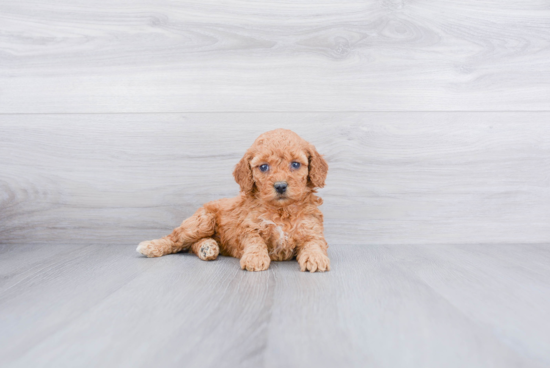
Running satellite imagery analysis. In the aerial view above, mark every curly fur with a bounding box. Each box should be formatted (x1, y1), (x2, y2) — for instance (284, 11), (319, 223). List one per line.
(137, 129), (330, 272)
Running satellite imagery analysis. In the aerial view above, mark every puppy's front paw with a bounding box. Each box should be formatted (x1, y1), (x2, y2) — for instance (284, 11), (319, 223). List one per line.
(298, 251), (330, 273)
(240, 251), (271, 272)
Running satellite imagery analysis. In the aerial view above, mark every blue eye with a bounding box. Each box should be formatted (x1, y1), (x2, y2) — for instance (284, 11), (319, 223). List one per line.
(259, 164), (269, 172)
(291, 162), (301, 169)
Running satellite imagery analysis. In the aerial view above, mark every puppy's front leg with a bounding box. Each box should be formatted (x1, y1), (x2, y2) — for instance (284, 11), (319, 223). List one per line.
(239, 233), (271, 272)
(296, 241), (330, 273)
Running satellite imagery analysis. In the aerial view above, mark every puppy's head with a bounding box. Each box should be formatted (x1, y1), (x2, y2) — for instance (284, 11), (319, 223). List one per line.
(233, 129), (328, 206)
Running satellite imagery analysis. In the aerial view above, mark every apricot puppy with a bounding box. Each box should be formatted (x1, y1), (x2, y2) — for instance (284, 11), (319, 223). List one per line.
(137, 129), (330, 272)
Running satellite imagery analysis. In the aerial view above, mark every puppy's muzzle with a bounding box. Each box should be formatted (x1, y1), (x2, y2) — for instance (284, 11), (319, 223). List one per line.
(274, 181), (288, 194)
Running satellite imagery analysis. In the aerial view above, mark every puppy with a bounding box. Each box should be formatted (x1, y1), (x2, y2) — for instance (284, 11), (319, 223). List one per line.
(137, 129), (330, 272)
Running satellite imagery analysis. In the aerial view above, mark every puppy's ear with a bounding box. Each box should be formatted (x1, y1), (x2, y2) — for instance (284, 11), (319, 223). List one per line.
(307, 144), (328, 188)
(233, 151), (255, 194)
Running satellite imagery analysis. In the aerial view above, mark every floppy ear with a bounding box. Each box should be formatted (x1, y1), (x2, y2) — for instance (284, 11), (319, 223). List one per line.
(307, 144), (328, 188)
(233, 151), (255, 194)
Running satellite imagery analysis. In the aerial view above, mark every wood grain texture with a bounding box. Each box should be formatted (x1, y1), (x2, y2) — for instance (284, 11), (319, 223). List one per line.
(1, 1), (549, 366)
(1, 112), (549, 246)
(1, 244), (549, 367)
(1, 0), (550, 112)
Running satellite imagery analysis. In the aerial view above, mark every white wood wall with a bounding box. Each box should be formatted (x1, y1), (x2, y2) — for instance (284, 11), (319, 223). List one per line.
(1, 0), (549, 246)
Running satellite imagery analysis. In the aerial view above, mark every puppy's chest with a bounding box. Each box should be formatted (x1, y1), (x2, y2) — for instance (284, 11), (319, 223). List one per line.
(257, 216), (299, 260)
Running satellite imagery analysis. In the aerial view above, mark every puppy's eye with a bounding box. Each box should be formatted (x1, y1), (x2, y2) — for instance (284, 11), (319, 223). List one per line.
(259, 164), (269, 172)
(291, 162), (301, 170)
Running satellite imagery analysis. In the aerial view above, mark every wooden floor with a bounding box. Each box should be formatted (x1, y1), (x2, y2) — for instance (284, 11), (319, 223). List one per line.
(0, 244), (549, 368)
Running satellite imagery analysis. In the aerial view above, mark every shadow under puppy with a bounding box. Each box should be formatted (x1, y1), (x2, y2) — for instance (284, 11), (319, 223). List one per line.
(137, 129), (330, 272)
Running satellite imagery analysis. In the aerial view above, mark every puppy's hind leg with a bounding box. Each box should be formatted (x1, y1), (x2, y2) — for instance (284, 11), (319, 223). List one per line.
(190, 238), (219, 261)
(137, 207), (215, 258)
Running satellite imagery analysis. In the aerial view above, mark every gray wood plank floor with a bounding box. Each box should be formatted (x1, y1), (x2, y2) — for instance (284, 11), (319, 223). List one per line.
(1, 243), (549, 368)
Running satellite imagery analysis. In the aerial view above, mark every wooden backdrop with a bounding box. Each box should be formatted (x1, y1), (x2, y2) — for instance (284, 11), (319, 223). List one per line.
(1, 0), (549, 247)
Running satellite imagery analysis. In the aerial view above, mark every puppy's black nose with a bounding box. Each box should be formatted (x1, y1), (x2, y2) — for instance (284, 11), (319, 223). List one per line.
(274, 181), (288, 194)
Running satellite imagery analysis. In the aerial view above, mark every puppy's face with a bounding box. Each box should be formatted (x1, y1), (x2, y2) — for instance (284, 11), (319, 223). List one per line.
(233, 129), (328, 206)
(249, 147), (309, 205)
